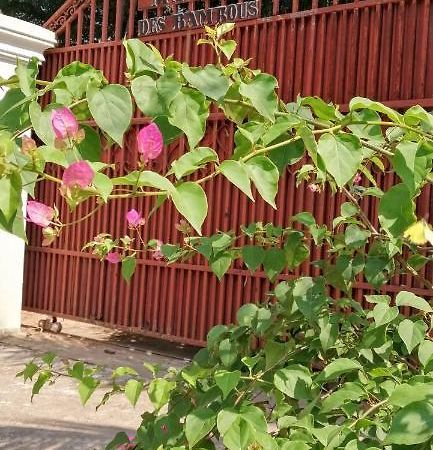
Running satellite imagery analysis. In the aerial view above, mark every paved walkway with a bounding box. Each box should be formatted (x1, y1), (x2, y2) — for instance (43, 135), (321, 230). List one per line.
(0, 313), (193, 450)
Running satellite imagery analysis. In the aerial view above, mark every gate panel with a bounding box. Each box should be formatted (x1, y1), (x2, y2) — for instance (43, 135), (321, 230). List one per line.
(23, 0), (433, 346)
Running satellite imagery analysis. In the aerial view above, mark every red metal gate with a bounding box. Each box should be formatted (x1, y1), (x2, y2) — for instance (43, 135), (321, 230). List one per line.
(23, 0), (433, 346)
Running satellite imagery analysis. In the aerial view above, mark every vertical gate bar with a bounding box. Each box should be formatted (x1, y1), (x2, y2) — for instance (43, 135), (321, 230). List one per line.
(102, 0), (110, 41)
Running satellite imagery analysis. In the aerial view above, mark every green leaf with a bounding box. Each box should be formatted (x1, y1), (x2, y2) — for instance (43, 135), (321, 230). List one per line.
(389, 383), (433, 408)
(106, 432), (130, 450)
(347, 109), (384, 142)
(124, 379), (144, 407)
(239, 74), (278, 121)
(292, 277), (326, 322)
(77, 125), (101, 162)
(29, 102), (56, 146)
(185, 407), (217, 447)
(219, 338), (239, 368)
(344, 225), (370, 249)
(214, 370), (241, 400)
(148, 378), (175, 410)
(124, 39), (164, 77)
(16, 58), (38, 96)
(245, 156), (279, 208)
(132, 70), (181, 117)
(370, 303), (399, 327)
(31, 370), (52, 400)
(0, 173), (21, 222)
(0, 88), (30, 133)
(112, 171), (174, 192)
(93, 172), (113, 202)
(171, 182), (208, 235)
(318, 316), (338, 352)
(182, 64), (230, 101)
(21, 362), (39, 382)
(349, 97), (402, 123)
(38, 146), (68, 167)
(392, 141), (430, 195)
(395, 291), (432, 312)
(219, 40), (237, 59)
(378, 183), (416, 238)
(274, 366), (312, 399)
(210, 252), (232, 280)
(170, 147), (218, 180)
(398, 319), (426, 354)
(242, 245), (265, 272)
(386, 401), (433, 445)
(78, 376), (100, 405)
(301, 97), (337, 121)
(318, 358), (361, 382)
(268, 138), (304, 174)
(317, 133), (363, 187)
(321, 382), (364, 412)
(121, 256), (137, 283)
(419, 340), (433, 368)
(284, 231), (309, 269)
(87, 84), (132, 146)
(263, 248), (286, 282)
(168, 88), (209, 149)
(220, 160), (254, 201)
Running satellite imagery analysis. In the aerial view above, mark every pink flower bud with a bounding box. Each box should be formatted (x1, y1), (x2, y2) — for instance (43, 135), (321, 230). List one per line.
(153, 239), (163, 260)
(51, 107), (79, 140)
(353, 173), (362, 185)
(137, 123), (163, 162)
(106, 252), (121, 264)
(126, 209), (144, 228)
(27, 201), (55, 228)
(307, 184), (320, 193)
(62, 161), (94, 189)
(21, 136), (36, 154)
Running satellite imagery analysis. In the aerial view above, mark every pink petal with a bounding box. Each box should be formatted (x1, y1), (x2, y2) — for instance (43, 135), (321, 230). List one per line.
(62, 161), (94, 188)
(51, 107), (79, 140)
(106, 252), (121, 264)
(126, 209), (143, 227)
(137, 123), (163, 162)
(27, 201), (54, 228)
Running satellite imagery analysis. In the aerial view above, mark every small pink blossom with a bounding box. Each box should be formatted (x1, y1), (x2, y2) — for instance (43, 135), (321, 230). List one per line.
(153, 240), (163, 261)
(106, 252), (121, 264)
(27, 201), (55, 228)
(62, 161), (94, 189)
(126, 209), (145, 228)
(307, 184), (320, 193)
(51, 107), (79, 140)
(353, 172), (362, 185)
(137, 123), (163, 162)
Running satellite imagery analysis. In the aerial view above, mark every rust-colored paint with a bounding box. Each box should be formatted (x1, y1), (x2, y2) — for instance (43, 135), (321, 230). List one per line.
(24, 0), (433, 346)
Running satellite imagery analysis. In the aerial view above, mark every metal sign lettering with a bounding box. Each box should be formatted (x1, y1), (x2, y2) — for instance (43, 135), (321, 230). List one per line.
(138, 0), (259, 36)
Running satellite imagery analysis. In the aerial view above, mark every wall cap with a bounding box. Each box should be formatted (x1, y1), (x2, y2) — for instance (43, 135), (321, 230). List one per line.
(0, 14), (56, 65)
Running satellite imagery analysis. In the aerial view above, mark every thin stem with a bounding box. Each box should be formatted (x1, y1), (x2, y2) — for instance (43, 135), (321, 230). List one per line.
(61, 203), (103, 227)
(349, 399), (388, 429)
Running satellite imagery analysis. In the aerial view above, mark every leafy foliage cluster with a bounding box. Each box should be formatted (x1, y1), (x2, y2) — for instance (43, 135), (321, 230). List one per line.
(2, 23), (433, 449)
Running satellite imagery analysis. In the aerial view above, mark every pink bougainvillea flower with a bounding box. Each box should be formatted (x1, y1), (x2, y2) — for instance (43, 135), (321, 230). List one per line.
(137, 123), (163, 162)
(27, 201), (55, 228)
(126, 209), (145, 228)
(62, 161), (94, 189)
(51, 107), (80, 140)
(106, 252), (121, 264)
(353, 172), (362, 185)
(153, 239), (163, 261)
(21, 136), (36, 154)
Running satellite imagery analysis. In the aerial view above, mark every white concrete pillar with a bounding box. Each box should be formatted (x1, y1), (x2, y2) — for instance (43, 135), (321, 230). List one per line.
(0, 14), (56, 332)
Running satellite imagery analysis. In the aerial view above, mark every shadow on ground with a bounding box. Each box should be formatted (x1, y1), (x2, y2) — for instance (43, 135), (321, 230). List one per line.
(0, 421), (132, 450)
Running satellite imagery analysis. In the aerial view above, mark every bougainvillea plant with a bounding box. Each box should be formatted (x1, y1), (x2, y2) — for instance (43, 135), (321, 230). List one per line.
(3, 23), (433, 449)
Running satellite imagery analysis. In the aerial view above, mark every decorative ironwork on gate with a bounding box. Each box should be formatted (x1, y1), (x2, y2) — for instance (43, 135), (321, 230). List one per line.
(24, 0), (433, 346)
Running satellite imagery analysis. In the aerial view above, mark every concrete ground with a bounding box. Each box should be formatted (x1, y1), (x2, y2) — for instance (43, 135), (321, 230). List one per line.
(0, 312), (195, 450)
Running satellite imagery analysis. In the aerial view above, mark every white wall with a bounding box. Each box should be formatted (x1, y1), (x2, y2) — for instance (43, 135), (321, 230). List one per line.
(0, 14), (56, 332)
